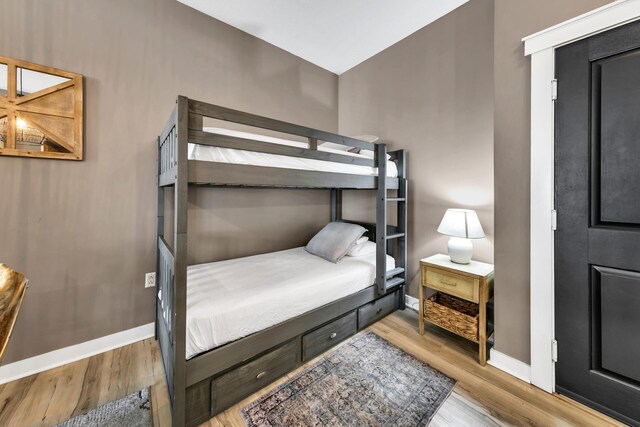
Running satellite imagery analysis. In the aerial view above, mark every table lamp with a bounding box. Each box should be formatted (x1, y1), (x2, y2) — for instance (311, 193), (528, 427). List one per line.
(437, 208), (485, 264)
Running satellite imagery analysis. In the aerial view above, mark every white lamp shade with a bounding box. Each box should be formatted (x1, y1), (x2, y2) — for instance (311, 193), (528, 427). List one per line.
(437, 209), (485, 239)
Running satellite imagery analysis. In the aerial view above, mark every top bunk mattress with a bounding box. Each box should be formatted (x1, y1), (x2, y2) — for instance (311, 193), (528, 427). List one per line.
(188, 127), (399, 178)
(185, 246), (395, 359)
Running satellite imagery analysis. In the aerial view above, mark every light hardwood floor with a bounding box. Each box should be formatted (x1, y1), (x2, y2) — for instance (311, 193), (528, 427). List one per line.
(0, 310), (624, 427)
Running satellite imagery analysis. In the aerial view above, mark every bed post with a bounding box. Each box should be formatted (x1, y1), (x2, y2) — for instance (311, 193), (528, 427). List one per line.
(171, 95), (189, 427)
(376, 144), (388, 295)
(331, 189), (342, 222)
(396, 150), (408, 310)
(156, 136), (164, 340)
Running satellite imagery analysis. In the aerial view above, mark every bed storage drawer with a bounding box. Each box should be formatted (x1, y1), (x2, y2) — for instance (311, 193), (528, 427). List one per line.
(211, 339), (299, 414)
(358, 290), (400, 329)
(302, 311), (357, 361)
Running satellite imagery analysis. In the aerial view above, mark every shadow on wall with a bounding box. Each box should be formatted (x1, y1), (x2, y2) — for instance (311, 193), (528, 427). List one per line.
(162, 187), (331, 265)
(184, 21), (337, 125)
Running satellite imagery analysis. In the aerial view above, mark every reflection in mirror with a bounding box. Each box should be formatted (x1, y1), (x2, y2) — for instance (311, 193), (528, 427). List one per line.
(16, 67), (70, 97)
(15, 116), (71, 153)
(0, 64), (7, 96)
(0, 115), (71, 153)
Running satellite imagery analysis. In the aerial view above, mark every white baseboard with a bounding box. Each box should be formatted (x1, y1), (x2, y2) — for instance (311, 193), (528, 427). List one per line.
(0, 322), (155, 384)
(405, 294), (419, 312)
(405, 295), (531, 384)
(406, 294), (530, 384)
(488, 348), (531, 384)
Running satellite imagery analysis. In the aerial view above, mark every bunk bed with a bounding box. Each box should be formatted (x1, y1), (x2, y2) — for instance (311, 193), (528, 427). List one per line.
(156, 96), (408, 427)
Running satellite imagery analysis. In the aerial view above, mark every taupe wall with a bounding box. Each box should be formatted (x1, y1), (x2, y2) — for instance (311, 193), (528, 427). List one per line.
(339, 0), (615, 365)
(0, 0), (338, 364)
(338, 0), (495, 298)
(493, 0), (612, 363)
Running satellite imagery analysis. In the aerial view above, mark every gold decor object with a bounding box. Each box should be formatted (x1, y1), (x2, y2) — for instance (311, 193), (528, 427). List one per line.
(0, 56), (83, 160)
(0, 264), (28, 363)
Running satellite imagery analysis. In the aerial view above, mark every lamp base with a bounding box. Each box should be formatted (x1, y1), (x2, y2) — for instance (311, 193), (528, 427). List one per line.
(447, 237), (473, 264)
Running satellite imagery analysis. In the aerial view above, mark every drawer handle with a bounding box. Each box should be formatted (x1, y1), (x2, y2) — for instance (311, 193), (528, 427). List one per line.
(440, 279), (458, 287)
(329, 332), (337, 339)
(376, 308), (383, 314)
(256, 371), (267, 380)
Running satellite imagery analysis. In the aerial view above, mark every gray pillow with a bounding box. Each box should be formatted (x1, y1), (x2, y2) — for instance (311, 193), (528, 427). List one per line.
(305, 222), (366, 263)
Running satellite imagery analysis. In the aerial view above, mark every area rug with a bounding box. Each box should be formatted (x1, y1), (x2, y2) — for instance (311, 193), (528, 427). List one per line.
(240, 332), (456, 426)
(54, 388), (152, 427)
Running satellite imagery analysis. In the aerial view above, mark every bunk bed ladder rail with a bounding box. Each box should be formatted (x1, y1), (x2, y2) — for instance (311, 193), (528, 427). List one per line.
(376, 145), (407, 304)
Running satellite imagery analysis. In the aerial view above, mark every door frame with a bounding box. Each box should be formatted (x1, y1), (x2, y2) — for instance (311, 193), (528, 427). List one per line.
(523, 0), (640, 394)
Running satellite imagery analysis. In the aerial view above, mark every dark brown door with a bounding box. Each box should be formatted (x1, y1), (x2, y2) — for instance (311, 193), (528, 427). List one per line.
(555, 19), (640, 426)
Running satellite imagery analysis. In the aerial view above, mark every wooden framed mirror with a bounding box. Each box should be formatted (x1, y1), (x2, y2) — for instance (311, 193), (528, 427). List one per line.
(0, 56), (83, 160)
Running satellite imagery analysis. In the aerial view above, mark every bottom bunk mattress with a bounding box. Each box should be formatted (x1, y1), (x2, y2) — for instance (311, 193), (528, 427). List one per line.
(185, 247), (395, 359)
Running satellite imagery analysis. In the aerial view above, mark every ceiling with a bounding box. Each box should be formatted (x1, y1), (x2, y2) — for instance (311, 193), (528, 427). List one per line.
(177, 0), (469, 75)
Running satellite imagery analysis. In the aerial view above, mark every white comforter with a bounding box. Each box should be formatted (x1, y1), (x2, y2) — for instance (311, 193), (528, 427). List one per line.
(188, 127), (399, 178)
(185, 247), (395, 359)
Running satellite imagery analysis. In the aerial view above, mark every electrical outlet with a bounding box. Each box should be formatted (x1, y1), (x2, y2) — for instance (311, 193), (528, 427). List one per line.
(145, 272), (156, 288)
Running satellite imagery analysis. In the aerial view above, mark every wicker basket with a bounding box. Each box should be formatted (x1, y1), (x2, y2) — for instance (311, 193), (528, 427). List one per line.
(424, 292), (479, 342)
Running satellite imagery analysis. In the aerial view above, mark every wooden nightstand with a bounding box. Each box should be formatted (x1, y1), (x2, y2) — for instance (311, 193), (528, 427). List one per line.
(419, 254), (494, 365)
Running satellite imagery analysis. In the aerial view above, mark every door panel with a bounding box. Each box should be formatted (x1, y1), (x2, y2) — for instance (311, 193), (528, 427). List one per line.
(597, 267), (640, 383)
(595, 50), (640, 225)
(555, 18), (640, 426)
(589, 228), (640, 272)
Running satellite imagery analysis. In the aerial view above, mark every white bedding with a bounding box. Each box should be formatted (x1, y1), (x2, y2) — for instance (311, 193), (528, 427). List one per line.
(185, 247), (395, 359)
(188, 127), (398, 178)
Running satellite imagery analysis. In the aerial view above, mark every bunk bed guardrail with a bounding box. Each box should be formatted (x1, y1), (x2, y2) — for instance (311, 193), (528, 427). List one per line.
(159, 106), (178, 187)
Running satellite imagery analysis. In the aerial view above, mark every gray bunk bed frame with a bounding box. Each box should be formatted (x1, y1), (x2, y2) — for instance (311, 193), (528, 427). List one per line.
(156, 96), (408, 427)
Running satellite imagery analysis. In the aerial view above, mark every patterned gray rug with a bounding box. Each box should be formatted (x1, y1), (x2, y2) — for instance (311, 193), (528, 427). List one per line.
(54, 388), (152, 427)
(240, 332), (456, 426)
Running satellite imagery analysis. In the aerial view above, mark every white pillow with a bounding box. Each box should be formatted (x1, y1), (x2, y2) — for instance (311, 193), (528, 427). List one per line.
(355, 236), (369, 245)
(346, 241), (377, 257)
(320, 135), (379, 152)
(320, 142), (350, 152)
(352, 135), (379, 143)
(360, 149), (391, 160)
(305, 222), (366, 263)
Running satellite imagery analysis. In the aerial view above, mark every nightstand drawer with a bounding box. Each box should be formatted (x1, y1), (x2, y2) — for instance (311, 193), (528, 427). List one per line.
(425, 269), (478, 303)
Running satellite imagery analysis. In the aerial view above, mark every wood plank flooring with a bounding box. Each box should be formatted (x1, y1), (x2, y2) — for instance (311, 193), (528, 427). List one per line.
(0, 339), (163, 426)
(0, 310), (624, 426)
